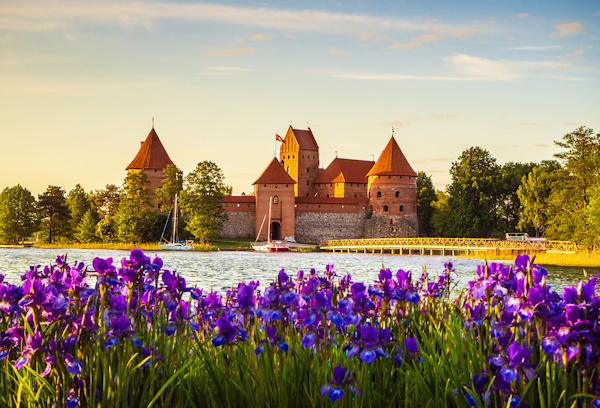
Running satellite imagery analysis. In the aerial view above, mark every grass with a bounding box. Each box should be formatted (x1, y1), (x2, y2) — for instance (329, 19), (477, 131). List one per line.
(462, 249), (600, 267)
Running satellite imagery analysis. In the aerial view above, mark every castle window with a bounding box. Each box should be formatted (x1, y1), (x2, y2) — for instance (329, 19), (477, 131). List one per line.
(330, 183), (333, 187)
(306, 194), (309, 196)
(264, 184), (267, 187)
(281, 160), (284, 165)
(390, 219), (394, 225)
(237, 204), (240, 208)
(326, 194), (329, 197)
(275, 184), (278, 188)
(388, 176), (391, 178)
(287, 166), (290, 172)
(377, 191), (382, 198)
(286, 184), (288, 187)
(273, 195), (278, 204)
(154, 169), (157, 173)
(368, 192), (371, 198)
(383, 205), (388, 212)
(307, 167), (309, 172)
(396, 191), (400, 198)
(313, 156), (315, 159)
(302, 155), (304, 158)
(293, 155), (294, 158)
(400, 205), (404, 212)
(354, 194), (357, 198)
(307, 181), (309, 185)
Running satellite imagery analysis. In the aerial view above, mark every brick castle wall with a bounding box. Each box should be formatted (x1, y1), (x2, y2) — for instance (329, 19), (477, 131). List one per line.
(295, 211), (367, 243)
(365, 214), (418, 238)
(219, 211), (256, 238)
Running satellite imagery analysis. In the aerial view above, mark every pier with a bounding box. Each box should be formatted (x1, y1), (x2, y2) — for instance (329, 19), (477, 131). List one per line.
(318, 237), (578, 256)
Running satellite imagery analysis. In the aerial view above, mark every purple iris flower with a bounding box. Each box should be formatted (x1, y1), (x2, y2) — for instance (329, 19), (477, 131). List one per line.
(320, 365), (360, 402)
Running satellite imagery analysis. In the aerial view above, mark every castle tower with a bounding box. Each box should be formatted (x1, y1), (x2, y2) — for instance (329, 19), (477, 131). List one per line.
(366, 136), (418, 237)
(126, 127), (174, 206)
(279, 127), (319, 197)
(253, 158), (296, 241)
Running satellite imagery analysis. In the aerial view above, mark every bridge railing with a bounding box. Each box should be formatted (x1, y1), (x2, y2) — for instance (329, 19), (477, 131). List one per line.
(318, 237), (577, 252)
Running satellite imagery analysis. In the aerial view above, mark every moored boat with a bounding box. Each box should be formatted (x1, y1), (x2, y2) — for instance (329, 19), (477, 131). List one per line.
(159, 194), (195, 251)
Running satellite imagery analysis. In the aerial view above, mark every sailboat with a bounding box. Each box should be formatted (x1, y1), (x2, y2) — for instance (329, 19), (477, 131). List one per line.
(251, 196), (290, 252)
(159, 194), (194, 251)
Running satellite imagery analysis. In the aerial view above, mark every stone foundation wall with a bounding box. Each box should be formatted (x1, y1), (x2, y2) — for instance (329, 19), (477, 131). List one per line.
(365, 214), (418, 238)
(295, 211), (367, 243)
(219, 211), (256, 238)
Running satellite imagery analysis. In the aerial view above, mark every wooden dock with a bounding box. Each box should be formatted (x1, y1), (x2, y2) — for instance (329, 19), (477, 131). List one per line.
(318, 237), (578, 256)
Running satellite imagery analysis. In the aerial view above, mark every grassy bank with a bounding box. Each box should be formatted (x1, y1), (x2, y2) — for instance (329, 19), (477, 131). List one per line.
(463, 249), (600, 267)
(32, 242), (217, 251)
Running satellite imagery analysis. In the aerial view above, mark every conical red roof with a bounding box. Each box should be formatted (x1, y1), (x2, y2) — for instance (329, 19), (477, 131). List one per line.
(366, 136), (416, 177)
(253, 158), (296, 185)
(126, 128), (174, 170)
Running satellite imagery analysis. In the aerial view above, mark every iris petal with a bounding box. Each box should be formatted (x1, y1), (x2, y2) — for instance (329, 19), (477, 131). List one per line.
(359, 349), (377, 364)
(301, 332), (316, 348)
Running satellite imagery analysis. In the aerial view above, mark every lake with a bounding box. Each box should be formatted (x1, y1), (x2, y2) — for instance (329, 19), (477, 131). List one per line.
(0, 248), (595, 294)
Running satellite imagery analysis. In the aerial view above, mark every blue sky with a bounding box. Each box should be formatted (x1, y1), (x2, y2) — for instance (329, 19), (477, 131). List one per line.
(0, 0), (598, 195)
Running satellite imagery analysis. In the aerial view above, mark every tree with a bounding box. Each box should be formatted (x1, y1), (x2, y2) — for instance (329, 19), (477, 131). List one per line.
(115, 172), (153, 242)
(38, 186), (71, 243)
(497, 162), (537, 234)
(416, 172), (437, 237)
(156, 164), (183, 213)
(90, 184), (121, 219)
(67, 184), (92, 240)
(446, 147), (500, 237)
(431, 191), (451, 237)
(517, 161), (560, 237)
(544, 127), (600, 243)
(75, 210), (98, 243)
(181, 161), (228, 244)
(0, 185), (38, 244)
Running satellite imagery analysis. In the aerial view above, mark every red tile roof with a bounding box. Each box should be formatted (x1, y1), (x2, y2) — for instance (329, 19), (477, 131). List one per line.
(126, 128), (174, 170)
(222, 196), (255, 203)
(253, 158), (297, 185)
(295, 196), (368, 205)
(287, 127), (319, 151)
(366, 136), (416, 177)
(313, 158), (375, 184)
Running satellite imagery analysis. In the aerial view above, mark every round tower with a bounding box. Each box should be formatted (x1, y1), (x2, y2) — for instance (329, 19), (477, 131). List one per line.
(366, 136), (418, 237)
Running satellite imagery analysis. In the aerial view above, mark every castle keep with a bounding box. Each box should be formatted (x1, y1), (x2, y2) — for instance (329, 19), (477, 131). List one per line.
(127, 126), (418, 243)
(220, 127), (419, 242)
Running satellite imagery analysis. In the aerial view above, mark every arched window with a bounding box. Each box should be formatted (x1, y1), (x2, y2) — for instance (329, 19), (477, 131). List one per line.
(273, 195), (278, 204)
(383, 205), (388, 212)
(377, 191), (382, 198)
(287, 166), (290, 173)
(395, 191), (400, 198)
(400, 205), (404, 212)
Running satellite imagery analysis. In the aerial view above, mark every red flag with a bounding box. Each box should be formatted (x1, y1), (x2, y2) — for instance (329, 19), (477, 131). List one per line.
(276, 134), (284, 142)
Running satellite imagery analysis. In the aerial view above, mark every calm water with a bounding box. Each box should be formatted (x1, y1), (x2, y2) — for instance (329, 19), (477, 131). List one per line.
(0, 248), (595, 294)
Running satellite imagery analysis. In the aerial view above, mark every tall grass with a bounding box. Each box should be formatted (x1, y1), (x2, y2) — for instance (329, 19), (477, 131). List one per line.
(0, 251), (596, 407)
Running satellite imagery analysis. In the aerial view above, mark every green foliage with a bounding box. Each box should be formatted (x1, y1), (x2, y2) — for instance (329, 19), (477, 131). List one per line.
(0, 185), (38, 244)
(431, 190), (451, 237)
(181, 161), (228, 244)
(156, 164), (184, 214)
(446, 147), (500, 237)
(416, 171), (437, 236)
(75, 210), (98, 243)
(517, 163), (559, 237)
(545, 126), (600, 244)
(497, 161), (537, 234)
(37, 186), (71, 243)
(90, 184), (121, 219)
(115, 172), (154, 243)
(66, 184), (91, 238)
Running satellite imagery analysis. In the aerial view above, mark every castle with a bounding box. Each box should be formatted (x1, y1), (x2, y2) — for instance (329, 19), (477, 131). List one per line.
(127, 126), (418, 243)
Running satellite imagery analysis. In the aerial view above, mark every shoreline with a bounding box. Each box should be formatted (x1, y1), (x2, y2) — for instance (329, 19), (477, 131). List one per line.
(6, 242), (599, 268)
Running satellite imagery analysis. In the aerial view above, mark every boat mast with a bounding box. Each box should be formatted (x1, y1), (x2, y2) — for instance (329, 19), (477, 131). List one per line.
(172, 194), (178, 244)
(267, 196), (272, 243)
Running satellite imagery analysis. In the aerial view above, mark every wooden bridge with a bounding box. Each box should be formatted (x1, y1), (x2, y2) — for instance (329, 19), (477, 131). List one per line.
(318, 237), (578, 256)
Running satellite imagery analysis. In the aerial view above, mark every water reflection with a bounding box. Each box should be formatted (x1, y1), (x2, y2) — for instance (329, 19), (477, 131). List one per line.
(0, 248), (595, 294)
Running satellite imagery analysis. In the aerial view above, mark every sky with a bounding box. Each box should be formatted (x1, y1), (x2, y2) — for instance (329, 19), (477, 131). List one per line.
(0, 0), (598, 196)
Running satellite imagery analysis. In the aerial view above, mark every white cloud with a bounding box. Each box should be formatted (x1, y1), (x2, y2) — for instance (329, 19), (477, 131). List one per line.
(329, 49), (349, 55)
(252, 34), (273, 41)
(554, 22), (585, 36)
(201, 47), (256, 57)
(516, 13), (530, 19)
(336, 53), (586, 82)
(506, 45), (561, 51)
(0, 0), (485, 41)
(390, 34), (442, 49)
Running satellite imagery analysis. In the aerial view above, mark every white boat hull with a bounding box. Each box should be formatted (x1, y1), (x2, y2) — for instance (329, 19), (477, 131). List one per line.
(252, 242), (290, 252)
(159, 243), (195, 251)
